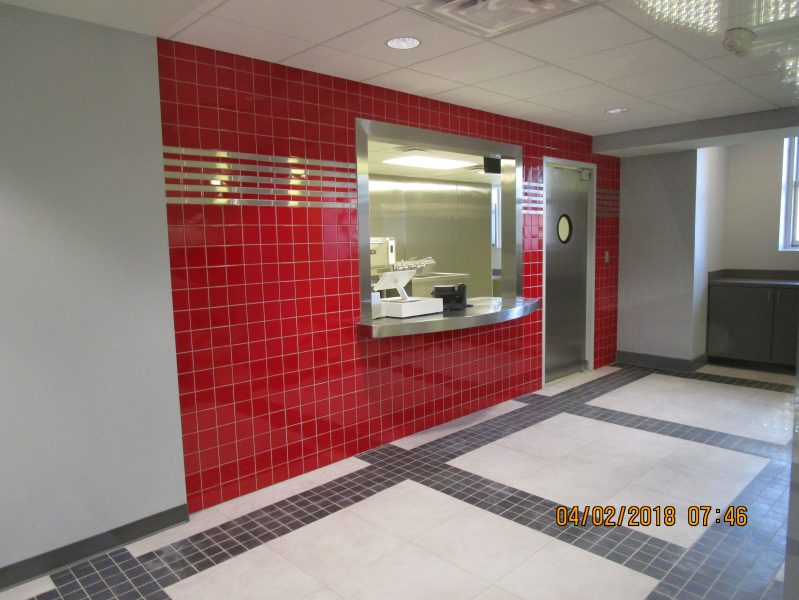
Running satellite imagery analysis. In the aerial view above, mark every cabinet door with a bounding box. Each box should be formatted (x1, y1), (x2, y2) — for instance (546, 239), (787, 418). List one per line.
(707, 285), (773, 362)
(771, 288), (799, 366)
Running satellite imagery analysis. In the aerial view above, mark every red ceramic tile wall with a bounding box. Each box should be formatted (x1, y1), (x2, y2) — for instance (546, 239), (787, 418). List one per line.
(157, 39), (620, 512)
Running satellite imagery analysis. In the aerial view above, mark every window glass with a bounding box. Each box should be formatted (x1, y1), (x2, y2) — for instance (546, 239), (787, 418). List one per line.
(780, 136), (799, 250)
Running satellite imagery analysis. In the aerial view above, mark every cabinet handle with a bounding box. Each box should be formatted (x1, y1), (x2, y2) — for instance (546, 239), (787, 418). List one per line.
(776, 290), (781, 304)
(767, 290), (772, 303)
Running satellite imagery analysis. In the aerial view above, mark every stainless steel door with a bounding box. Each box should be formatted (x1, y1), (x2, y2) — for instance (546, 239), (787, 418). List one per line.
(545, 165), (589, 382)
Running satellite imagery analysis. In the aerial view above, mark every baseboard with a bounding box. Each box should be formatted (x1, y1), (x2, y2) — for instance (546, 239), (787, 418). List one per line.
(616, 351), (707, 372)
(0, 504), (188, 591)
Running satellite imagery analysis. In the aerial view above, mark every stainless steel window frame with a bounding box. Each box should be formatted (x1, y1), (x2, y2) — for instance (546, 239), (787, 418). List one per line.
(355, 118), (523, 322)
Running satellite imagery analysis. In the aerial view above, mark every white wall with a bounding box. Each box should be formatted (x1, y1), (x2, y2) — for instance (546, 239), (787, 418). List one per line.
(0, 4), (185, 569)
(693, 146), (728, 357)
(618, 151), (698, 360)
(724, 137), (799, 270)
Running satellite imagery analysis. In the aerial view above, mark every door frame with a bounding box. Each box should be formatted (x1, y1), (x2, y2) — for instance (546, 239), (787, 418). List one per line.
(542, 157), (597, 381)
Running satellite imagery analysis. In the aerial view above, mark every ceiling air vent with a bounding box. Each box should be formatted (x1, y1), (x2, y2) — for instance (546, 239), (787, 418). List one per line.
(410, 0), (596, 38)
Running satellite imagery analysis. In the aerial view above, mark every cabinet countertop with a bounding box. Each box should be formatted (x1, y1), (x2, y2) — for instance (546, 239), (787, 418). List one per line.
(710, 277), (799, 289)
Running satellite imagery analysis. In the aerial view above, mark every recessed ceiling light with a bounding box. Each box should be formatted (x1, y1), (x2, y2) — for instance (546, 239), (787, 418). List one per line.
(605, 107), (630, 115)
(386, 36), (420, 50)
(383, 155), (477, 170)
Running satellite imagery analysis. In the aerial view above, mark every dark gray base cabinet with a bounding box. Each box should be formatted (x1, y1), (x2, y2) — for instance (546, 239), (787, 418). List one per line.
(707, 285), (798, 367)
(771, 288), (799, 365)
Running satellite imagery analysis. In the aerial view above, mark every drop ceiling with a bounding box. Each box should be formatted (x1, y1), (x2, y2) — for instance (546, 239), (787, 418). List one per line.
(7, 0), (798, 136)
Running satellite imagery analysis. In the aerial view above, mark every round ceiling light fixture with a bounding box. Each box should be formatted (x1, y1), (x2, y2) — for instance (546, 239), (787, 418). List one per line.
(605, 107), (630, 115)
(386, 36), (421, 50)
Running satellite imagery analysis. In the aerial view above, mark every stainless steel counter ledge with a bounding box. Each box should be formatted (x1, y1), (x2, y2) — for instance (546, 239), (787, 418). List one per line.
(357, 297), (540, 338)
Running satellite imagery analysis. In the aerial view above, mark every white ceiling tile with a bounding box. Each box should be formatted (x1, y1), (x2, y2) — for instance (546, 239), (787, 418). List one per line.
(211, 0), (398, 43)
(2, 0), (210, 36)
(604, 0), (730, 60)
(325, 10), (481, 66)
(430, 86), (515, 110)
(174, 15), (314, 63)
(475, 65), (593, 99)
(607, 62), (725, 96)
(703, 52), (785, 80)
(532, 111), (598, 134)
(490, 100), (570, 122)
(562, 38), (693, 81)
(195, 0), (227, 12)
(736, 72), (799, 108)
(409, 42), (544, 84)
(364, 69), (461, 96)
(574, 96), (686, 119)
(554, 98), (694, 135)
(161, 10), (203, 38)
(281, 46), (396, 81)
(647, 81), (777, 118)
(530, 84), (632, 110)
(495, 5), (651, 62)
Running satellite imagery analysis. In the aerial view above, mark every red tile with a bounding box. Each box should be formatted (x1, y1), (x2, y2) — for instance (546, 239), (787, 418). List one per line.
(157, 38), (618, 513)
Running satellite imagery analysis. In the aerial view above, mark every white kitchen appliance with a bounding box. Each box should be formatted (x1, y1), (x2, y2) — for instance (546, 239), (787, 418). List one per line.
(369, 237), (396, 277)
(373, 269), (443, 318)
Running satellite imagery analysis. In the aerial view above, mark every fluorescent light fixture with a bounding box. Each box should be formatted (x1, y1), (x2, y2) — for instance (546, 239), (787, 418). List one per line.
(633, 0), (719, 34)
(386, 37), (420, 49)
(383, 155), (478, 169)
(605, 107), (630, 115)
(369, 180), (457, 192)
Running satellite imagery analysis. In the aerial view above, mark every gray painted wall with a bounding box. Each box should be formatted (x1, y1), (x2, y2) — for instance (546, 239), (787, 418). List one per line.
(0, 4), (185, 568)
(693, 147), (728, 358)
(724, 137), (799, 270)
(618, 151), (698, 360)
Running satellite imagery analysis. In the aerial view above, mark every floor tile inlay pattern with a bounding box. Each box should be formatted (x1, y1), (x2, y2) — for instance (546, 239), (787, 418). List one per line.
(21, 364), (793, 600)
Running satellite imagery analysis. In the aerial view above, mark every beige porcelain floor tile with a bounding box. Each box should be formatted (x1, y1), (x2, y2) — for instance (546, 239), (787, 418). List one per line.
(269, 510), (403, 588)
(392, 401), (526, 450)
(604, 484), (705, 547)
(595, 425), (685, 461)
(448, 444), (551, 488)
(415, 505), (552, 582)
(538, 366), (621, 396)
(514, 463), (631, 507)
(472, 587), (525, 600)
(166, 544), (323, 600)
(697, 364), (795, 387)
(497, 539), (658, 600)
(633, 461), (749, 507)
(215, 457), (370, 520)
(558, 439), (664, 481)
(668, 444), (768, 479)
(588, 374), (793, 444)
(347, 480), (470, 540)
(0, 576), (56, 600)
(330, 543), (488, 600)
(495, 413), (606, 460)
(304, 590), (342, 600)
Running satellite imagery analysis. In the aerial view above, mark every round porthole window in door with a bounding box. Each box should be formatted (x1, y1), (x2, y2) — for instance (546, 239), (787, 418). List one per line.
(557, 214), (573, 244)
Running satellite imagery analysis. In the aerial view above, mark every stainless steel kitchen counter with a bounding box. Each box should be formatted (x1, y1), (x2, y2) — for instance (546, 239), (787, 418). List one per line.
(357, 296), (540, 338)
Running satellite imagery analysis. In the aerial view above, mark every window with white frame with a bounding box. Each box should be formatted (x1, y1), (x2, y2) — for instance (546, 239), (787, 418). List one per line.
(780, 136), (799, 250)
